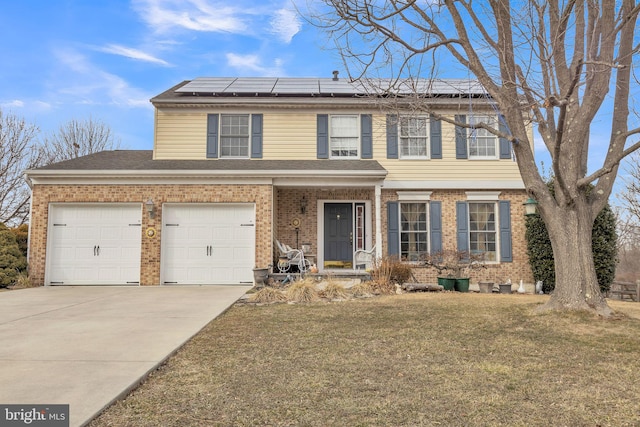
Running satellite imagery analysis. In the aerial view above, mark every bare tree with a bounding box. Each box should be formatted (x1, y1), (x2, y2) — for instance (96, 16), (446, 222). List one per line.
(41, 117), (122, 164)
(620, 151), (640, 224)
(0, 109), (42, 226)
(312, 1), (640, 316)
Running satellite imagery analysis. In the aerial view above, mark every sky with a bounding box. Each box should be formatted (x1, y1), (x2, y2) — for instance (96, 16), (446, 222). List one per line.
(0, 0), (339, 150)
(0, 0), (634, 201)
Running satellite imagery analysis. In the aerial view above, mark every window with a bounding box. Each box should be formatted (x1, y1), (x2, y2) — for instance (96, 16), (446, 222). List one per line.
(399, 116), (429, 158)
(469, 202), (497, 261)
(330, 115), (359, 158)
(220, 114), (250, 158)
(468, 115), (498, 159)
(400, 202), (429, 261)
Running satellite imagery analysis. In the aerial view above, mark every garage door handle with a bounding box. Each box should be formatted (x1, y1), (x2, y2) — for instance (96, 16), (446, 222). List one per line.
(94, 246), (96, 256)
(240, 223), (254, 227)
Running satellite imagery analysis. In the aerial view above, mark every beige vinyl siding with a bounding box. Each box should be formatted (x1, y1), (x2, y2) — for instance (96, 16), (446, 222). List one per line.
(371, 114), (525, 182)
(154, 109), (207, 160)
(262, 113), (317, 160)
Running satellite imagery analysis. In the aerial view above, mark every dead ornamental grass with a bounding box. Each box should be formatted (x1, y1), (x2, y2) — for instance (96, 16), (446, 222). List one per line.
(90, 293), (640, 427)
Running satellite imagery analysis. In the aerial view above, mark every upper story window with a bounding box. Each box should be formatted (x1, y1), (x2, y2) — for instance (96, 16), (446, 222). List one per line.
(399, 116), (429, 159)
(467, 115), (498, 159)
(220, 114), (250, 158)
(330, 115), (359, 158)
(206, 113), (262, 159)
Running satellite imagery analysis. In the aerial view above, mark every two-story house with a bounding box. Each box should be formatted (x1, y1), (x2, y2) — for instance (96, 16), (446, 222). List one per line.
(26, 77), (533, 286)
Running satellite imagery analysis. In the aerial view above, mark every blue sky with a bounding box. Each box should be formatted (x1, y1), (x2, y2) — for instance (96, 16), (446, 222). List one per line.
(0, 0), (340, 150)
(0, 0), (633, 199)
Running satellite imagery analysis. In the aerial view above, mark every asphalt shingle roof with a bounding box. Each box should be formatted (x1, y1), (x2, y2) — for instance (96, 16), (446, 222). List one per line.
(30, 150), (387, 174)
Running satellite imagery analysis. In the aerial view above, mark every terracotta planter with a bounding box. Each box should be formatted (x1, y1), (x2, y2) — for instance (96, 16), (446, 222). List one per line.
(252, 268), (269, 287)
(498, 283), (512, 294)
(478, 281), (494, 293)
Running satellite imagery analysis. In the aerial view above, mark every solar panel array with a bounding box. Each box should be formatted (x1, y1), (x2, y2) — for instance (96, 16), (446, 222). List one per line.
(175, 77), (486, 96)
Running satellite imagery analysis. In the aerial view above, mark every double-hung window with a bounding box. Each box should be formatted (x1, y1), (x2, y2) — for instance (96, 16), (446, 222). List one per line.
(220, 114), (250, 158)
(468, 115), (498, 159)
(400, 202), (429, 261)
(468, 202), (497, 261)
(330, 115), (359, 158)
(399, 116), (429, 159)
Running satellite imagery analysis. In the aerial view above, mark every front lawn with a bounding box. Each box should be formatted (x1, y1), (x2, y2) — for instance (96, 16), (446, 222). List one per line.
(90, 293), (640, 426)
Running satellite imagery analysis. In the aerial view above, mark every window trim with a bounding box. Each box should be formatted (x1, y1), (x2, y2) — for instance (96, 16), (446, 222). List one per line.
(399, 201), (430, 262)
(467, 114), (499, 160)
(329, 114), (360, 159)
(467, 201), (499, 262)
(398, 115), (430, 160)
(219, 113), (251, 159)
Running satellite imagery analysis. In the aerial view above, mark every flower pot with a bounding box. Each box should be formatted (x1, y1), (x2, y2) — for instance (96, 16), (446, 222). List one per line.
(252, 268), (269, 287)
(437, 277), (456, 291)
(478, 281), (494, 293)
(498, 283), (512, 294)
(455, 278), (470, 292)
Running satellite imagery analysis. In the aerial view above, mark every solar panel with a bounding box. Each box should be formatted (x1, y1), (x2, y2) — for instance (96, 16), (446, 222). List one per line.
(173, 77), (485, 96)
(176, 78), (237, 93)
(273, 78), (320, 94)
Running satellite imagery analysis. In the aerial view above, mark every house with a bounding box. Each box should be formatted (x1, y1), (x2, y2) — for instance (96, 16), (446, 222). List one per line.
(25, 76), (533, 286)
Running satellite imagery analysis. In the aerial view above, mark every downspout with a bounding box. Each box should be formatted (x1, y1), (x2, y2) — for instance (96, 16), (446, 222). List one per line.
(375, 183), (382, 259)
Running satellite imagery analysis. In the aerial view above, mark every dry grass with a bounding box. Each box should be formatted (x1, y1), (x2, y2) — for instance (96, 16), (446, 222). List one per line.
(350, 280), (375, 298)
(248, 287), (287, 304)
(286, 277), (319, 303)
(9, 272), (37, 289)
(320, 280), (348, 300)
(90, 294), (640, 427)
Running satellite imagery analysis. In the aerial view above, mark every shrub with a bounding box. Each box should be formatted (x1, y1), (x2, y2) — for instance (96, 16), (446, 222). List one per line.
(525, 183), (618, 294)
(10, 224), (29, 259)
(286, 278), (319, 303)
(370, 255), (413, 288)
(0, 223), (28, 288)
(248, 287), (287, 304)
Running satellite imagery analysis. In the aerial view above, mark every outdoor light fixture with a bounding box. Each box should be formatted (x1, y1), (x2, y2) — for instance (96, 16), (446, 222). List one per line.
(300, 195), (308, 214)
(523, 197), (538, 216)
(145, 198), (155, 219)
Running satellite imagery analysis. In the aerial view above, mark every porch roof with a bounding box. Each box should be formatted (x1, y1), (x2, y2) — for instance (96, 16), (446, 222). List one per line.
(25, 150), (388, 182)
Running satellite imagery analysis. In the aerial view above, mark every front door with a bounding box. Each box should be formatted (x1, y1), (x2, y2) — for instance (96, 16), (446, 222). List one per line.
(324, 203), (353, 268)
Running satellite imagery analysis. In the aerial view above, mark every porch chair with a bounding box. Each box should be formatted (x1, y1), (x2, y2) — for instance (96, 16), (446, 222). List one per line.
(275, 240), (311, 273)
(354, 245), (377, 271)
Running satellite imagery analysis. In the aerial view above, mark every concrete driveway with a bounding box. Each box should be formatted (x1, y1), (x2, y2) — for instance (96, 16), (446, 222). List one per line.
(0, 285), (250, 427)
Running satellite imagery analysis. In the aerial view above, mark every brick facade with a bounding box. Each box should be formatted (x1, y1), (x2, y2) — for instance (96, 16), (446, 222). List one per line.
(274, 187), (532, 283)
(29, 184), (273, 286)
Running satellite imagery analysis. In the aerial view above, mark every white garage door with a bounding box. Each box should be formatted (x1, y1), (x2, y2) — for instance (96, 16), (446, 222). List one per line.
(161, 204), (255, 285)
(47, 204), (142, 285)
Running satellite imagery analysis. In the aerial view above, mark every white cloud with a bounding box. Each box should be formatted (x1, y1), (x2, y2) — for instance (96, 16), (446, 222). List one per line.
(269, 8), (301, 44)
(226, 52), (286, 76)
(133, 0), (246, 33)
(53, 48), (153, 109)
(100, 44), (170, 66)
(1, 100), (25, 108)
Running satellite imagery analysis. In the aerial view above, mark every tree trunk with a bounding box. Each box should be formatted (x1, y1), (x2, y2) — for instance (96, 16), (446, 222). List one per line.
(538, 203), (613, 317)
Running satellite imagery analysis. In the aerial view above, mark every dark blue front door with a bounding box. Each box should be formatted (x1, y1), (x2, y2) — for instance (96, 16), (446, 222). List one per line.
(324, 203), (353, 268)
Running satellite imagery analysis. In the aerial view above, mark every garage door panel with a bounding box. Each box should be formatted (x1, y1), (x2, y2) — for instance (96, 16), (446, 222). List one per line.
(47, 204), (142, 285)
(162, 204), (255, 284)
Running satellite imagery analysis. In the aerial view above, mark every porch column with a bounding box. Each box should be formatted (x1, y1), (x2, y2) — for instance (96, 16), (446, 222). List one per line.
(375, 183), (382, 259)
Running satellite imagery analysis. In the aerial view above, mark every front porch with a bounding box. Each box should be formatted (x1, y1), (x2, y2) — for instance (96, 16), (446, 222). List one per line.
(273, 186), (382, 274)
